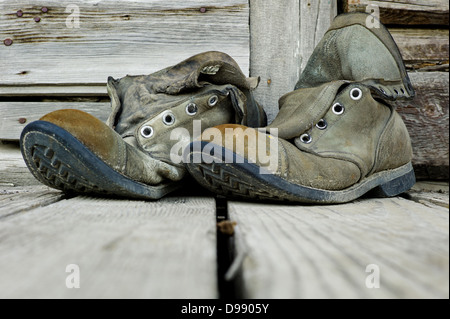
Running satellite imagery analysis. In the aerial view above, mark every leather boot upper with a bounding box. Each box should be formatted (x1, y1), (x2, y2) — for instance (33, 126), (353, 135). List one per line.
(200, 81), (413, 191)
(106, 51), (267, 167)
(295, 13), (415, 100)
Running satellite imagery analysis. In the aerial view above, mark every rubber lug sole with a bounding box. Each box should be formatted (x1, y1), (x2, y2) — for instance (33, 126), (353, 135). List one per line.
(20, 121), (180, 200)
(185, 141), (416, 204)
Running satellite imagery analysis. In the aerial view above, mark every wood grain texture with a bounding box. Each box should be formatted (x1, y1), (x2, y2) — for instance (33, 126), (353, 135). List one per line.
(344, 0), (449, 25)
(0, 0), (250, 86)
(0, 185), (64, 218)
(0, 142), (218, 298)
(299, 0), (339, 72)
(395, 72), (449, 180)
(0, 142), (41, 186)
(250, 0), (338, 123)
(0, 85), (107, 97)
(0, 102), (111, 140)
(0, 195), (218, 298)
(249, 0), (301, 123)
(391, 28), (449, 71)
(228, 198), (449, 299)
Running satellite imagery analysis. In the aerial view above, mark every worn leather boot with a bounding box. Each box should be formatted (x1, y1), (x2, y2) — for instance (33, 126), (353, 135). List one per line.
(296, 12), (415, 100)
(20, 51), (267, 199)
(185, 81), (416, 204)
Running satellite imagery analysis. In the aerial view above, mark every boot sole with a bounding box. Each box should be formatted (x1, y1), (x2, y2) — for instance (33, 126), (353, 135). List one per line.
(20, 121), (180, 200)
(185, 141), (416, 204)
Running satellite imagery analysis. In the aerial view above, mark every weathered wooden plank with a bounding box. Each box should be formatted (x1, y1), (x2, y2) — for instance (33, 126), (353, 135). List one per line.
(395, 72), (449, 180)
(405, 182), (449, 208)
(407, 190), (449, 208)
(344, 0), (449, 25)
(299, 0), (339, 72)
(411, 181), (449, 193)
(0, 85), (107, 97)
(0, 142), (64, 217)
(0, 195), (218, 298)
(0, 0), (250, 86)
(0, 142), (41, 186)
(249, 0), (301, 123)
(391, 28), (449, 71)
(228, 198), (449, 299)
(250, 0), (337, 123)
(0, 102), (110, 141)
(0, 185), (64, 218)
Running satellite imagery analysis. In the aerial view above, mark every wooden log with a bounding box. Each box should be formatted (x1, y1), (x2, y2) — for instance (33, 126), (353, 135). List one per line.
(228, 198), (449, 299)
(0, 195), (218, 298)
(344, 0), (449, 26)
(0, 0), (250, 86)
(395, 72), (449, 180)
(0, 102), (111, 141)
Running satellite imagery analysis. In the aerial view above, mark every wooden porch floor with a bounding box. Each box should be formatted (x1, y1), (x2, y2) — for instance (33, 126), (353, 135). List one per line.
(0, 141), (448, 299)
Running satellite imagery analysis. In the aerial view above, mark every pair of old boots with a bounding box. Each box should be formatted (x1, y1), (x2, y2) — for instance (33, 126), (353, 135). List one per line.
(20, 13), (416, 204)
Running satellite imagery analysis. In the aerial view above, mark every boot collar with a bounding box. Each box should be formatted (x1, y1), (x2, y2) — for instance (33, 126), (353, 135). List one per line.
(105, 51), (263, 132)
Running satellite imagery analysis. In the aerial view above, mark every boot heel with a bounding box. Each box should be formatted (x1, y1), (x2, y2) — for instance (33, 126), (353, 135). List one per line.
(372, 168), (416, 198)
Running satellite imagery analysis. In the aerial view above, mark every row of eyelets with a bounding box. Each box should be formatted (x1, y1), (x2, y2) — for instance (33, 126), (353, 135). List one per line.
(300, 87), (363, 144)
(378, 86), (407, 97)
(140, 94), (219, 138)
(140, 111), (175, 139)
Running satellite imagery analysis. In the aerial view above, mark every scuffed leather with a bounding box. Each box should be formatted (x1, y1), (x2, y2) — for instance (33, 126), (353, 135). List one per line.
(202, 81), (413, 191)
(103, 51), (267, 184)
(40, 109), (184, 185)
(295, 13), (415, 100)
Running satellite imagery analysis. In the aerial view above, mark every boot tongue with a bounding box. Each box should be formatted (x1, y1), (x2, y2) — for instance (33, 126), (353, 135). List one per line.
(106, 51), (265, 136)
(266, 81), (349, 139)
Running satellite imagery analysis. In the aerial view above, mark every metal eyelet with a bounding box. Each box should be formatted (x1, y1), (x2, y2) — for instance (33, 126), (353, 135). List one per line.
(140, 126), (154, 138)
(186, 103), (198, 116)
(300, 133), (312, 144)
(316, 119), (328, 130)
(162, 112), (175, 126)
(208, 95), (219, 107)
(332, 102), (345, 115)
(350, 88), (363, 101)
